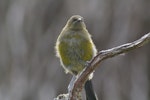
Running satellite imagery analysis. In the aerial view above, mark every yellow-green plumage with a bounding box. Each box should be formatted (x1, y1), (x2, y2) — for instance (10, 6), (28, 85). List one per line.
(55, 15), (97, 75)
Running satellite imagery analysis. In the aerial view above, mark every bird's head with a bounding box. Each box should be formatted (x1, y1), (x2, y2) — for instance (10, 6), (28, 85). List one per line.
(66, 15), (86, 30)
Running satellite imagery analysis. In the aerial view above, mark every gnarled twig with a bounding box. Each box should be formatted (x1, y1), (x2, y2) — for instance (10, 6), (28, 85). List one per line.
(54, 32), (150, 100)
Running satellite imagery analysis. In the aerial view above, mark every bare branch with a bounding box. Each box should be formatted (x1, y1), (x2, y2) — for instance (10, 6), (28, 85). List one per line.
(54, 32), (150, 100)
(69, 32), (150, 100)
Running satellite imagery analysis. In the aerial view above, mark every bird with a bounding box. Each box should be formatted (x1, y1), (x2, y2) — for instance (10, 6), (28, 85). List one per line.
(55, 15), (98, 100)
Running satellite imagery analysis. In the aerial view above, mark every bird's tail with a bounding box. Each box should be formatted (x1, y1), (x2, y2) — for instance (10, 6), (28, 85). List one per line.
(84, 80), (98, 100)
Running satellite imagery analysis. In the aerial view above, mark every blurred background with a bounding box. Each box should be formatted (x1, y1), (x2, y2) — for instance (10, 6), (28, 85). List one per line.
(0, 0), (150, 100)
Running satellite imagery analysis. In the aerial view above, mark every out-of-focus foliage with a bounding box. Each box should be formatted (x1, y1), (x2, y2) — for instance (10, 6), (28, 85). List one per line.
(0, 0), (150, 100)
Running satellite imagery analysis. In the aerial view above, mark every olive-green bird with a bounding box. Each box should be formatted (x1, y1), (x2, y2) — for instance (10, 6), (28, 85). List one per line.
(55, 15), (98, 100)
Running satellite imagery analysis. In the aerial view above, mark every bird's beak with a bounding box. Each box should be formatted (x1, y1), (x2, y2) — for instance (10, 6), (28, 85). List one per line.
(77, 18), (82, 22)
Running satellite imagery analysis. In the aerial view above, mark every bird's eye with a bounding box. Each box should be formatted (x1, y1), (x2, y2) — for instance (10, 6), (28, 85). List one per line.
(72, 18), (78, 22)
